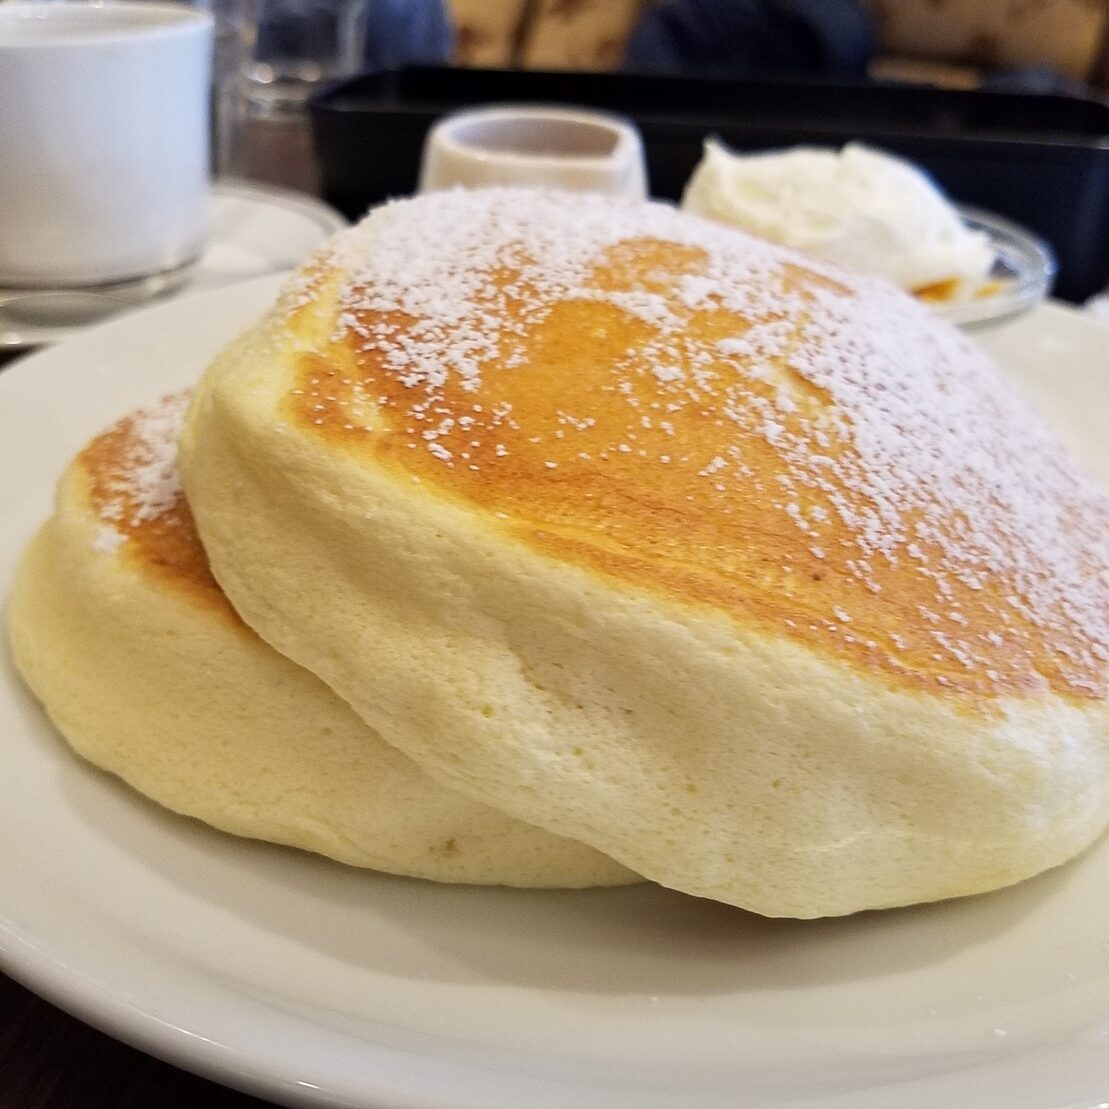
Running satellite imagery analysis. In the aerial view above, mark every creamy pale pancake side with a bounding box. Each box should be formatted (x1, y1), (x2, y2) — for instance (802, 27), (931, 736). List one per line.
(182, 189), (1109, 917)
(8, 394), (636, 887)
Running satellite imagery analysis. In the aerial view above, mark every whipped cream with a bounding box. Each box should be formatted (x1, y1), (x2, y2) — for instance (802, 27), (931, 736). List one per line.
(681, 140), (996, 296)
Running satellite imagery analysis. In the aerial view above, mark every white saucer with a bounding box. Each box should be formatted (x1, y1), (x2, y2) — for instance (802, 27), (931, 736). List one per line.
(0, 182), (347, 350)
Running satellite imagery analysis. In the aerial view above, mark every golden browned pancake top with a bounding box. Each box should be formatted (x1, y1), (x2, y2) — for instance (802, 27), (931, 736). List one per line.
(277, 191), (1109, 701)
(80, 393), (238, 624)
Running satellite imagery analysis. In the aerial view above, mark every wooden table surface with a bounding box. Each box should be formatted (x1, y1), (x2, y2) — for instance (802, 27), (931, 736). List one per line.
(0, 110), (334, 1109)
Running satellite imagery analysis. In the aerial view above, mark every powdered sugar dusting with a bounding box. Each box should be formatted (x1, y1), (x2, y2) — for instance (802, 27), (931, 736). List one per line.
(89, 392), (189, 540)
(285, 189), (1109, 698)
(322, 191), (791, 415)
(92, 524), (126, 554)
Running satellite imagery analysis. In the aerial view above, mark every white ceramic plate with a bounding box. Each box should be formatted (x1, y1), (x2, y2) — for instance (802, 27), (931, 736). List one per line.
(0, 182), (346, 350)
(2, 279), (1109, 1109)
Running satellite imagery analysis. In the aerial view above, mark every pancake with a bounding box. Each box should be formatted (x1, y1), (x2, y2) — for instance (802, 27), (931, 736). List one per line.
(180, 188), (1109, 917)
(7, 393), (636, 887)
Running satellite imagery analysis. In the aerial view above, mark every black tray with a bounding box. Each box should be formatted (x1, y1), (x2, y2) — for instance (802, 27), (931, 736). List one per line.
(309, 66), (1109, 302)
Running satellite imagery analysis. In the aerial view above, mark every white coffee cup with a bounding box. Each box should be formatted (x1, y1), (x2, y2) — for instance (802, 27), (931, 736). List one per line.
(417, 105), (648, 200)
(0, 2), (213, 288)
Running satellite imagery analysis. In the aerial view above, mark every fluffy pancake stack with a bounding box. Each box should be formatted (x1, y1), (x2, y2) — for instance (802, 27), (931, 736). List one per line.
(8, 392), (635, 886)
(13, 189), (1109, 917)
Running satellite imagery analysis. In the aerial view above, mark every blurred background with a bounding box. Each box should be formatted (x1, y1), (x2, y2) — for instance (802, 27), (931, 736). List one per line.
(424, 0), (1109, 94)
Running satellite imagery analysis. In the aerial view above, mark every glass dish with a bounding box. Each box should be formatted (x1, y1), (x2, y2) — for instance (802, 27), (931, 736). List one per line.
(934, 206), (1056, 328)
